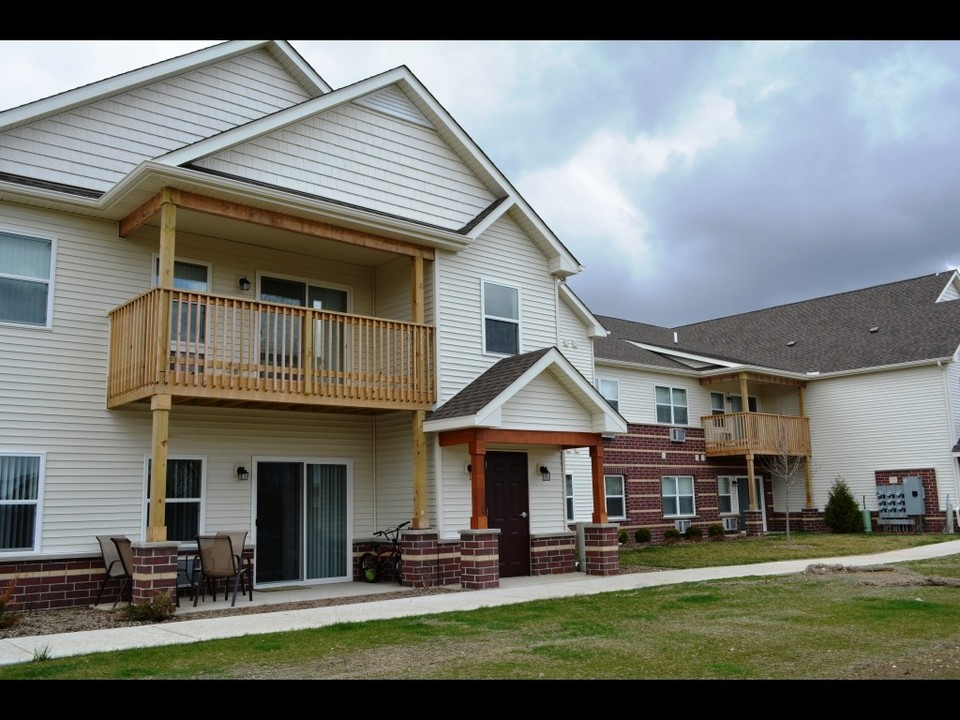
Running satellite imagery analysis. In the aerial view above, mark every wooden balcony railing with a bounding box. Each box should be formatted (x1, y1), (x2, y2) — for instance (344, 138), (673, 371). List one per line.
(108, 288), (436, 411)
(701, 412), (810, 457)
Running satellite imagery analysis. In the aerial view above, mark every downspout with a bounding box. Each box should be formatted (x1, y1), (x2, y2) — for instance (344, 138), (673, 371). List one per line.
(938, 360), (960, 517)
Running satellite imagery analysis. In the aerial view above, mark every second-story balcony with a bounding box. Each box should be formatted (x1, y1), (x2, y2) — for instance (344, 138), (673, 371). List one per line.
(701, 412), (810, 458)
(108, 288), (436, 413)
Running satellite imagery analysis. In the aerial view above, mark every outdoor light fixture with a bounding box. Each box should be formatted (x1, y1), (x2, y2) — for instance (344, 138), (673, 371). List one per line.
(238, 276), (251, 292)
(236, 466), (249, 482)
(538, 465), (551, 482)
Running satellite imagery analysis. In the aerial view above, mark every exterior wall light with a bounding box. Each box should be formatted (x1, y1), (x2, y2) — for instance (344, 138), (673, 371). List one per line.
(236, 466), (250, 482)
(539, 465), (551, 482)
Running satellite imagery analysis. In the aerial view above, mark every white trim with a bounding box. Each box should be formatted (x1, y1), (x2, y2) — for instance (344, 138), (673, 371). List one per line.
(0, 226), (57, 330)
(0, 450), (45, 554)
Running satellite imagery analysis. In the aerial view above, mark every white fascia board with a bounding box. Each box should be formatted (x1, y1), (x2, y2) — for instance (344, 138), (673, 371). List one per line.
(476, 349), (626, 431)
(935, 270), (960, 303)
(628, 341), (741, 368)
(793, 356), (956, 381)
(275, 41), (332, 94)
(396, 72), (582, 277)
(423, 408), (503, 433)
(105, 163), (473, 252)
(0, 40), (252, 131)
(559, 283), (607, 337)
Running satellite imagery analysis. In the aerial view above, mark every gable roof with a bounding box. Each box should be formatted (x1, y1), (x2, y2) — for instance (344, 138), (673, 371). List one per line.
(0, 41), (582, 277)
(596, 271), (960, 376)
(424, 347), (627, 434)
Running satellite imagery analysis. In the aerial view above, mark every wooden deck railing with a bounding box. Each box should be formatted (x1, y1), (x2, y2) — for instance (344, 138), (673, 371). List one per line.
(701, 412), (810, 457)
(108, 288), (435, 411)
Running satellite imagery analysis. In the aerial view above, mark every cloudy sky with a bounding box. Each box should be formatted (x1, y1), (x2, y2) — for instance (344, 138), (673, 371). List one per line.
(2, 40), (958, 327)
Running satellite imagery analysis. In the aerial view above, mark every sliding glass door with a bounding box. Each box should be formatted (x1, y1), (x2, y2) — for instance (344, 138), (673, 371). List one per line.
(255, 460), (350, 584)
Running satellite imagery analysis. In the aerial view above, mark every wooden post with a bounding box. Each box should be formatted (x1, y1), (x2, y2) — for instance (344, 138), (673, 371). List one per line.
(470, 443), (488, 529)
(799, 385), (813, 508)
(147, 393), (171, 542)
(411, 254), (428, 529)
(590, 443), (608, 524)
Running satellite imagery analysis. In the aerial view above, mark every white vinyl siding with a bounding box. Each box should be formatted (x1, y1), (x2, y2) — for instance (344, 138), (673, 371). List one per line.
(196, 98), (496, 230)
(556, 295), (595, 380)
(435, 215), (558, 404)
(371, 411), (433, 533)
(0, 50), (308, 193)
(804, 365), (959, 514)
(562, 448), (595, 521)
(499, 373), (595, 432)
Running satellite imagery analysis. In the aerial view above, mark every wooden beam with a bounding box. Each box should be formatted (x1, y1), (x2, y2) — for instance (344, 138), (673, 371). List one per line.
(700, 372), (806, 389)
(412, 410), (427, 529)
(120, 189), (435, 260)
(439, 428), (603, 449)
(590, 443), (608, 524)
(470, 441), (487, 530)
(147, 393), (171, 542)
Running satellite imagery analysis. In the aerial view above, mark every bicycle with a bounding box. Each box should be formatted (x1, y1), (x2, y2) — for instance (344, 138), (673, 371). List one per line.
(358, 521), (410, 583)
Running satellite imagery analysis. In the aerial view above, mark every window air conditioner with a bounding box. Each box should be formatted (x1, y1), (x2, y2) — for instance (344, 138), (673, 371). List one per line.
(722, 517), (738, 532)
(675, 519), (692, 533)
(669, 427), (686, 442)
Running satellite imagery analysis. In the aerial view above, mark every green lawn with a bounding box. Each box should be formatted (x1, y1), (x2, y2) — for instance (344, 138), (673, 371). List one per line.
(2, 532), (959, 680)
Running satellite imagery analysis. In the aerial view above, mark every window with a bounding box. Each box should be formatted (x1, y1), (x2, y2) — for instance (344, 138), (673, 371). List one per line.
(729, 394), (758, 413)
(597, 378), (619, 412)
(661, 475), (695, 517)
(565, 473), (575, 521)
(655, 386), (688, 425)
(145, 458), (203, 542)
(710, 392), (726, 416)
(0, 231), (53, 327)
(154, 258), (210, 344)
(604, 474), (625, 519)
(717, 476), (735, 514)
(483, 281), (519, 355)
(0, 453), (42, 552)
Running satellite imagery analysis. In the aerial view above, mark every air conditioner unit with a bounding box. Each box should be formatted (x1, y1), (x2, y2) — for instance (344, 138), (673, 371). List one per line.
(669, 427), (686, 443)
(675, 519), (692, 533)
(722, 517), (738, 532)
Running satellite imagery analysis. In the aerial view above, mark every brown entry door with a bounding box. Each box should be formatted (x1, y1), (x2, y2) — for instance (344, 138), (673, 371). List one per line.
(485, 451), (530, 577)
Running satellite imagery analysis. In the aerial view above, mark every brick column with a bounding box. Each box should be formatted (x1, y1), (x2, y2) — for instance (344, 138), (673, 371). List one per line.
(801, 507), (822, 532)
(131, 541), (178, 606)
(400, 529), (438, 588)
(582, 524), (619, 576)
(744, 510), (764, 537)
(459, 529), (500, 590)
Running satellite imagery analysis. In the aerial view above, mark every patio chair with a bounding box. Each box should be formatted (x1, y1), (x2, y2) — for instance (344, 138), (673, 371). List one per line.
(194, 534), (253, 607)
(217, 530), (251, 596)
(95, 535), (132, 608)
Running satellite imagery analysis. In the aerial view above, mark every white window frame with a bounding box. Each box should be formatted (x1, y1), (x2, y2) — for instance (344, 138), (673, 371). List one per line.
(596, 378), (619, 412)
(0, 451), (45, 553)
(481, 279), (521, 356)
(717, 476), (738, 514)
(565, 473), (575, 522)
(604, 474), (625, 520)
(0, 229), (56, 329)
(710, 392), (726, 416)
(144, 456), (206, 544)
(655, 385), (688, 425)
(661, 475), (695, 518)
(151, 255), (212, 291)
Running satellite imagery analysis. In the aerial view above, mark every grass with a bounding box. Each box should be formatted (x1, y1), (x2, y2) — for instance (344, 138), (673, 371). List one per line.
(2, 531), (959, 680)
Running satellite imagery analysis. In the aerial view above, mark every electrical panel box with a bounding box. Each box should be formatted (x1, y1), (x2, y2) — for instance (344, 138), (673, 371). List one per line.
(876, 476), (925, 524)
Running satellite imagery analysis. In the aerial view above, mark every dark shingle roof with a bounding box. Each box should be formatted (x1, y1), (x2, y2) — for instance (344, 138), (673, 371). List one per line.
(596, 272), (960, 374)
(428, 347), (554, 421)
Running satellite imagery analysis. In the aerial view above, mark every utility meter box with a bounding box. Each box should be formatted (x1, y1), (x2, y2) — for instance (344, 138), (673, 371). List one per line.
(876, 476), (925, 525)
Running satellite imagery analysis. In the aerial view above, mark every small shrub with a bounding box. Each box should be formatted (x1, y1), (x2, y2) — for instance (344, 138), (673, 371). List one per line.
(634, 528), (652, 543)
(685, 525), (703, 542)
(663, 528), (682, 543)
(122, 591), (175, 622)
(0, 578), (21, 630)
(617, 529), (629, 545)
(708, 523), (726, 540)
(824, 477), (864, 534)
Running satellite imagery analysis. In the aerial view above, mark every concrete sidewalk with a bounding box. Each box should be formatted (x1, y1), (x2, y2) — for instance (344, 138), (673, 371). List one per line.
(3, 538), (960, 667)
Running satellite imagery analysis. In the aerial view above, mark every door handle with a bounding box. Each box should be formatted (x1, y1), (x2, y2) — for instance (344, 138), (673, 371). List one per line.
(519, 511), (528, 518)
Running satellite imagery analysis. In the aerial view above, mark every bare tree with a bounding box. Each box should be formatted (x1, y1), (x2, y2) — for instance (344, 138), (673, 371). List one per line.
(756, 416), (815, 546)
